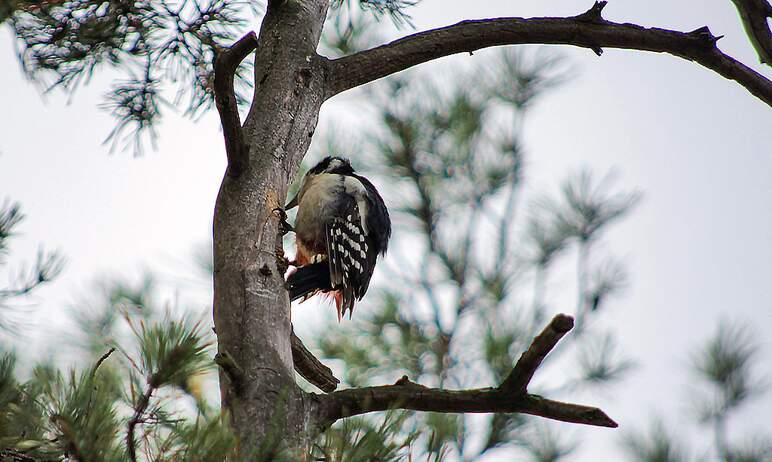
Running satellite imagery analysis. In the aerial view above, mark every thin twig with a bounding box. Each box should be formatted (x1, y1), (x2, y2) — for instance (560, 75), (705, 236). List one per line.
(91, 347), (116, 378)
(214, 31), (258, 177)
(85, 347), (116, 416)
(127, 384), (156, 462)
(326, 1), (772, 106)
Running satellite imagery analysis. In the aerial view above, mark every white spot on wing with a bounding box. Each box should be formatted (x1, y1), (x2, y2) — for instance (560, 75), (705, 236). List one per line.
(343, 176), (370, 235)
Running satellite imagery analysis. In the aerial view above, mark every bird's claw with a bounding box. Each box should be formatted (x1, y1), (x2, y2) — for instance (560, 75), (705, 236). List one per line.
(272, 207), (294, 235)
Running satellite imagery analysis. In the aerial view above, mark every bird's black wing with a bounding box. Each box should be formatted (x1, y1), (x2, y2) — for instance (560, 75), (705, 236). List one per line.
(324, 200), (377, 318)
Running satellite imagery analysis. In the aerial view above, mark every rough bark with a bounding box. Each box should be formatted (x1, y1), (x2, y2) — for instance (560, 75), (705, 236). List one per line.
(212, 0), (330, 454)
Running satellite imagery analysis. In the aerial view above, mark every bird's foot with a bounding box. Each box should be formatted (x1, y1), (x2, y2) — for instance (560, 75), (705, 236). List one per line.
(272, 207), (294, 235)
(277, 255), (290, 275)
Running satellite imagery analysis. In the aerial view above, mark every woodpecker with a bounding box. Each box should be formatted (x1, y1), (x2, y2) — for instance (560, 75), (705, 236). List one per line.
(285, 156), (391, 320)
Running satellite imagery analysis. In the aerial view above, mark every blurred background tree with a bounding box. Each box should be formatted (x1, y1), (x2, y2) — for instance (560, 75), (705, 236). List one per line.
(0, 201), (63, 335)
(302, 17), (640, 460)
(622, 322), (771, 462)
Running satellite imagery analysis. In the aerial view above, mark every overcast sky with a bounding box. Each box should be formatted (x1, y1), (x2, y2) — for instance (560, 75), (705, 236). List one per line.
(1, 0), (770, 460)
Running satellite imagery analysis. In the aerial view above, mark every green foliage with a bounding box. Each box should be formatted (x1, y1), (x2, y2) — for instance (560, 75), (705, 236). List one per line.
(622, 421), (689, 462)
(0, 201), (64, 333)
(34, 364), (123, 460)
(70, 275), (156, 357)
(516, 423), (577, 462)
(0, 202), (23, 258)
(693, 322), (761, 417)
(313, 411), (417, 462)
(154, 415), (238, 462)
(330, 0), (421, 28)
(132, 314), (212, 389)
(622, 322), (770, 462)
(576, 333), (634, 386)
(3, 0), (259, 153)
(542, 170), (641, 244)
(0, 353), (48, 453)
(2, 0), (426, 154)
(0, 352), (123, 461)
(0, 274), (230, 461)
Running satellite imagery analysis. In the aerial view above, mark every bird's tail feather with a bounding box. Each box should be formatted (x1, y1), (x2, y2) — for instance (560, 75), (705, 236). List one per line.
(287, 262), (331, 301)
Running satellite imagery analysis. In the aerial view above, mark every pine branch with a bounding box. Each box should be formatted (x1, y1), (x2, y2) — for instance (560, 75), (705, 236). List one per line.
(318, 314), (617, 429)
(214, 31), (258, 177)
(730, 0), (772, 64)
(325, 1), (772, 106)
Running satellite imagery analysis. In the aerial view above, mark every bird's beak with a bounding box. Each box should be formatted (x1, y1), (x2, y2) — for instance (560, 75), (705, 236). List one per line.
(285, 194), (299, 210)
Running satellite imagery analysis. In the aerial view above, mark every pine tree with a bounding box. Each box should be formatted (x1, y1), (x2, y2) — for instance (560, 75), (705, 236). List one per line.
(622, 323), (771, 462)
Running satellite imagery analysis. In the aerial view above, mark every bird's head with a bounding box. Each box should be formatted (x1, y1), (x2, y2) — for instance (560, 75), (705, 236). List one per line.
(306, 156), (355, 176)
(285, 156), (355, 209)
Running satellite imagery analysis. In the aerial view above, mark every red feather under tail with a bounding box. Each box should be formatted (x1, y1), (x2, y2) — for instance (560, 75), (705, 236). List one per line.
(333, 291), (343, 322)
(316, 291), (345, 322)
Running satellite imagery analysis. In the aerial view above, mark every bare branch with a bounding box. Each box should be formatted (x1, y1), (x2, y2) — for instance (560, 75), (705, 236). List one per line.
(325, 1), (772, 106)
(318, 314), (617, 429)
(292, 329), (340, 392)
(214, 31), (258, 177)
(320, 377), (616, 428)
(730, 0), (772, 64)
(500, 314), (573, 394)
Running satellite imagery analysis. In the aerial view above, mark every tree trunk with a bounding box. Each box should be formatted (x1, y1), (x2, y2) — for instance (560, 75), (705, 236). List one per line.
(212, 0), (329, 455)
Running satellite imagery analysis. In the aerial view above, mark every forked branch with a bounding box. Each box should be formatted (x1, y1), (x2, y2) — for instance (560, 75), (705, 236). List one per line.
(214, 31), (258, 177)
(500, 314), (573, 394)
(292, 329), (340, 392)
(318, 314), (617, 429)
(326, 1), (772, 106)
(730, 0), (772, 64)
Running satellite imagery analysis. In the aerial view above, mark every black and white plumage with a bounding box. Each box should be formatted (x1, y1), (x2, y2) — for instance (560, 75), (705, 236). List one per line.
(285, 156), (391, 320)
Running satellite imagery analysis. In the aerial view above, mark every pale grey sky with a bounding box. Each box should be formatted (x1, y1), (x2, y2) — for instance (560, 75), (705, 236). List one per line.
(1, 0), (771, 460)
